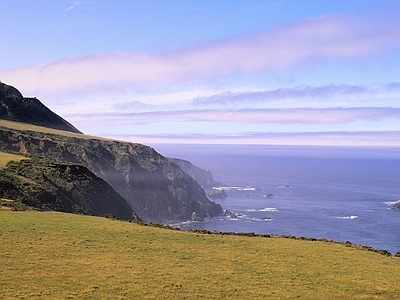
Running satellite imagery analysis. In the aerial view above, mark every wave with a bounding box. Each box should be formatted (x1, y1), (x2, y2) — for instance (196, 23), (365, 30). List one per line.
(336, 215), (358, 220)
(216, 185), (262, 191)
(249, 217), (273, 222)
(259, 207), (279, 212)
(383, 201), (398, 206)
(237, 187), (257, 191)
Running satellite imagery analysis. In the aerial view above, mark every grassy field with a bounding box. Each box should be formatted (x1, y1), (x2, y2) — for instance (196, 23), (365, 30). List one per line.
(1, 211), (400, 299)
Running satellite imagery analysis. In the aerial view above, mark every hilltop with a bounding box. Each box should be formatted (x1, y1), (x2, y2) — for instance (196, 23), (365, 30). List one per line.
(0, 82), (81, 133)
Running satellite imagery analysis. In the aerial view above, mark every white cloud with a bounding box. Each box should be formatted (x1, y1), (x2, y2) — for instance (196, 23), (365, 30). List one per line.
(1, 15), (400, 97)
(101, 131), (400, 147)
(192, 85), (370, 105)
(65, 107), (400, 125)
(63, 1), (83, 16)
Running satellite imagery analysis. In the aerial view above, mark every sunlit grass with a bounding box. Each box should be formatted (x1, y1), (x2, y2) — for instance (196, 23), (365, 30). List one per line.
(1, 211), (400, 299)
(0, 119), (111, 141)
(0, 151), (27, 168)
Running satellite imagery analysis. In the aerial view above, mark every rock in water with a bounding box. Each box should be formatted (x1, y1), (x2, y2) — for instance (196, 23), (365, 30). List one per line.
(208, 188), (228, 199)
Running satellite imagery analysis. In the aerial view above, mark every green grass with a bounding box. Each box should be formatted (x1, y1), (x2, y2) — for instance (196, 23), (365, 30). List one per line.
(1, 211), (400, 299)
(0, 151), (27, 168)
(0, 119), (111, 141)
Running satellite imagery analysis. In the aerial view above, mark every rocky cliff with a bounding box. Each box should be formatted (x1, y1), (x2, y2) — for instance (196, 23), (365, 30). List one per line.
(0, 82), (82, 134)
(0, 82), (222, 223)
(0, 155), (137, 220)
(169, 158), (221, 189)
(0, 126), (222, 222)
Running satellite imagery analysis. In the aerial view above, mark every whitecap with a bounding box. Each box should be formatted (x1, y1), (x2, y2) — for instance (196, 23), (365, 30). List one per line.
(238, 187), (256, 191)
(336, 215), (358, 219)
(259, 207), (279, 212)
(246, 209), (258, 212)
(249, 217), (273, 222)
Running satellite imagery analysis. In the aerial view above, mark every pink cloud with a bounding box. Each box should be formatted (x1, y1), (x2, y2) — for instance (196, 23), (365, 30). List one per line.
(65, 107), (400, 125)
(1, 15), (400, 97)
(193, 85), (369, 105)
(101, 131), (400, 147)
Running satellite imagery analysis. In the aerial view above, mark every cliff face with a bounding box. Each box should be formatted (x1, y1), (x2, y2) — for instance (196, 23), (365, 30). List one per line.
(0, 127), (222, 223)
(0, 156), (137, 220)
(0, 82), (82, 134)
(169, 158), (221, 189)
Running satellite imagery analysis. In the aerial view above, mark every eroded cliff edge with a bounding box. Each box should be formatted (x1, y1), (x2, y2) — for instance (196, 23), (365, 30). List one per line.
(0, 127), (222, 222)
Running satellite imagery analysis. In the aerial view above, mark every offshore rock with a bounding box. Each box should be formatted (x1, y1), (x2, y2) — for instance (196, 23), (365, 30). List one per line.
(208, 188), (228, 199)
(391, 200), (400, 210)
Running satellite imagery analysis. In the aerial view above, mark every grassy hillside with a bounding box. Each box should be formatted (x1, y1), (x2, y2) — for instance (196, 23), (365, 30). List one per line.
(0, 119), (108, 140)
(1, 211), (400, 299)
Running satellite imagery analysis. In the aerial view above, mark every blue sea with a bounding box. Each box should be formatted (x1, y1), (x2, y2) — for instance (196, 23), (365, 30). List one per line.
(153, 144), (400, 254)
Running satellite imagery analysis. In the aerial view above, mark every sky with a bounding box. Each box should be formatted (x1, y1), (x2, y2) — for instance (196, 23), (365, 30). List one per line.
(1, 0), (400, 147)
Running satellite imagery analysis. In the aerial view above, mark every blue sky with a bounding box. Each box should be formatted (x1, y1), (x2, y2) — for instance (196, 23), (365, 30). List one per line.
(1, 1), (400, 147)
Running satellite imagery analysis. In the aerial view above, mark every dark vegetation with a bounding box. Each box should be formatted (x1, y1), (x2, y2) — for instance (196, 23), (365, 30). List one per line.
(0, 155), (137, 220)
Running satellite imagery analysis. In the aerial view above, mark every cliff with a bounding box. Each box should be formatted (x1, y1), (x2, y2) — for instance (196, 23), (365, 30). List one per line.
(0, 82), (82, 134)
(0, 82), (222, 222)
(169, 158), (221, 189)
(0, 155), (137, 220)
(0, 126), (222, 222)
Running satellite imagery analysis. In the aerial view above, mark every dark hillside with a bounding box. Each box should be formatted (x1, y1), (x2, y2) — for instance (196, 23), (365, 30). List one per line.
(0, 82), (82, 134)
(0, 156), (137, 220)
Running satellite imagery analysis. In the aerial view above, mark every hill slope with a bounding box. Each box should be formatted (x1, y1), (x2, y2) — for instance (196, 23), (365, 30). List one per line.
(0, 82), (82, 134)
(1, 211), (400, 299)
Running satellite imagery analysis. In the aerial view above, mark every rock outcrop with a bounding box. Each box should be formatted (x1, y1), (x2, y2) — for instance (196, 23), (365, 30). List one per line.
(0, 156), (137, 220)
(0, 82), (82, 133)
(391, 200), (400, 210)
(169, 157), (221, 189)
(208, 188), (228, 199)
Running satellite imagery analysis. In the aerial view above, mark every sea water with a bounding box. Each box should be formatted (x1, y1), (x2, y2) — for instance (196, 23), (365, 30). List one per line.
(153, 144), (400, 254)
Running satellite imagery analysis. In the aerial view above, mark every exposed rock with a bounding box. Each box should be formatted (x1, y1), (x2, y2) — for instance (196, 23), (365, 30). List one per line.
(169, 157), (222, 189)
(223, 209), (237, 218)
(391, 200), (400, 210)
(0, 82), (82, 134)
(0, 156), (137, 220)
(0, 127), (222, 223)
(208, 188), (228, 199)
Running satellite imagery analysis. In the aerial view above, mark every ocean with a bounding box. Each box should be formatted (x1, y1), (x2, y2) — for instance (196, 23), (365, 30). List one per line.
(153, 144), (400, 254)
